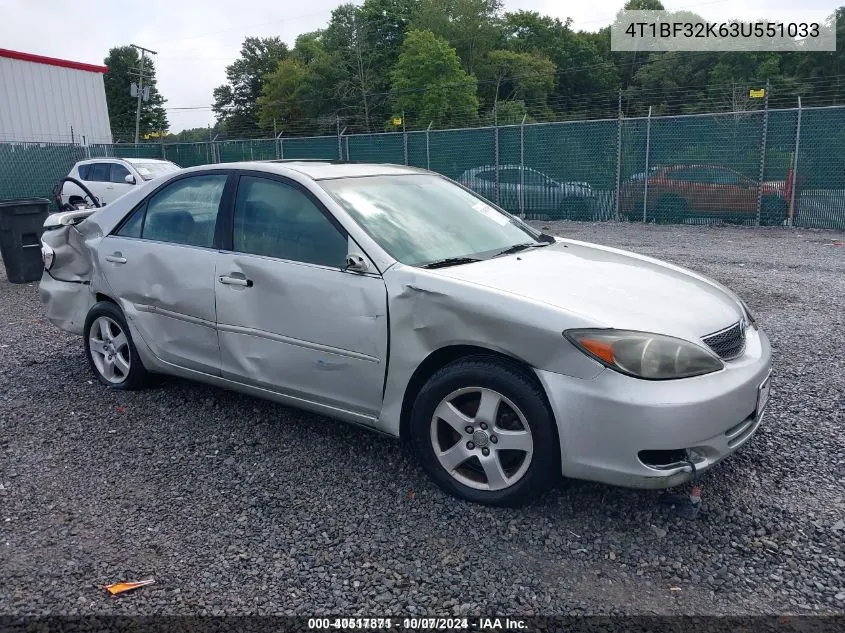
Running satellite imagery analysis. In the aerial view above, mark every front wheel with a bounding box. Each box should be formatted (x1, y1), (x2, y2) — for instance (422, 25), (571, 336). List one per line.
(410, 356), (558, 506)
(83, 301), (149, 390)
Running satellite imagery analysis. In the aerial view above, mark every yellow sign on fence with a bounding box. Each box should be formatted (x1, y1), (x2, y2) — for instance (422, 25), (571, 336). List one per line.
(392, 116), (403, 126)
(749, 89), (766, 99)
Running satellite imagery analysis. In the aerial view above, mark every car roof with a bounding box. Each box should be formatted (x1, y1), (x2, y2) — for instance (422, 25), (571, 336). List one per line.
(122, 157), (173, 164)
(74, 157), (173, 165)
(196, 160), (429, 181)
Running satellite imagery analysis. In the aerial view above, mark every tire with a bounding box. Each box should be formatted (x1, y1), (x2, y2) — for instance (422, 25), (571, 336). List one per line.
(409, 356), (558, 506)
(760, 195), (787, 226)
(83, 301), (149, 390)
(651, 194), (688, 224)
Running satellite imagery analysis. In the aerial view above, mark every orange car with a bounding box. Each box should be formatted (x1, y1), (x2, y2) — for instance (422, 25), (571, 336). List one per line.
(620, 164), (787, 224)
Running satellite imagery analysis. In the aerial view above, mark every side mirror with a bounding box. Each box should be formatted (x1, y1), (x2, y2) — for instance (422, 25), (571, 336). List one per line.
(344, 253), (369, 273)
(124, 174), (136, 185)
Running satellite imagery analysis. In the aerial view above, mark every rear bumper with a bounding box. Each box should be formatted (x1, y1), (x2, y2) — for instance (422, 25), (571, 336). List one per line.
(536, 326), (772, 489)
(38, 271), (93, 335)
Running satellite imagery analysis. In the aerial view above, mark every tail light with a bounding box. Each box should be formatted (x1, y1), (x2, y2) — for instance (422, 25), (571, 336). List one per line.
(41, 242), (54, 270)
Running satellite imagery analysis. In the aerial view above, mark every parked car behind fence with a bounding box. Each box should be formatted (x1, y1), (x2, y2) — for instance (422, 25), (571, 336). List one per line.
(61, 157), (180, 208)
(459, 165), (597, 220)
(620, 164), (787, 225)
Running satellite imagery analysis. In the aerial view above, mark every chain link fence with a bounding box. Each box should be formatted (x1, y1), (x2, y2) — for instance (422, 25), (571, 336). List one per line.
(2, 105), (844, 229)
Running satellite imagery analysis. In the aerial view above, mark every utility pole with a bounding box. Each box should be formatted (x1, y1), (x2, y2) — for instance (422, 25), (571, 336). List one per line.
(131, 44), (158, 144)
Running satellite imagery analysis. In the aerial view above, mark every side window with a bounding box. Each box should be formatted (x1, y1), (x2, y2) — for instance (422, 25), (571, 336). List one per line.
(110, 163), (132, 184)
(233, 176), (348, 268)
(142, 175), (227, 247)
(116, 204), (145, 238)
(89, 163), (110, 182)
(77, 164), (92, 180)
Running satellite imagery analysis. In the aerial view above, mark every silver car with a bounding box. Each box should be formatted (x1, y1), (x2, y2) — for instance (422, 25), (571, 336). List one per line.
(39, 161), (772, 506)
(458, 165), (596, 219)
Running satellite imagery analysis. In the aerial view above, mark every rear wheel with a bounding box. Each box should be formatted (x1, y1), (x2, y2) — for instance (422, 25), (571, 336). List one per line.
(83, 301), (149, 390)
(410, 356), (558, 506)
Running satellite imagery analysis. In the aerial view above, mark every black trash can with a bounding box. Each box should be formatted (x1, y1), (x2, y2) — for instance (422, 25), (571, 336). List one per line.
(0, 198), (51, 284)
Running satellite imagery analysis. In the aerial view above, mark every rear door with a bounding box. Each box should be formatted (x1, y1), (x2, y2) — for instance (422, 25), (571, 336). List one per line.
(87, 162), (111, 205)
(214, 172), (388, 416)
(99, 171), (232, 375)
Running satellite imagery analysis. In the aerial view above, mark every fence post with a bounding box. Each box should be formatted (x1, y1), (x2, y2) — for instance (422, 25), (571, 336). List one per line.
(614, 90), (622, 221)
(211, 134), (219, 164)
(336, 115), (342, 160)
(276, 131), (284, 160)
(425, 121), (433, 170)
(642, 106), (652, 223)
(402, 110), (408, 166)
(494, 104), (500, 206)
(519, 114), (526, 218)
(345, 135), (350, 161)
(788, 96), (802, 226)
(754, 79), (770, 226)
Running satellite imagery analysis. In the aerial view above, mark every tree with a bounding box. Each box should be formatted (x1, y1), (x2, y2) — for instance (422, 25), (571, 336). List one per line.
(477, 49), (555, 118)
(212, 37), (289, 138)
(413, 0), (504, 74)
(257, 59), (312, 131)
(103, 46), (168, 142)
(391, 29), (479, 127)
(502, 11), (618, 117)
(324, 4), (378, 131)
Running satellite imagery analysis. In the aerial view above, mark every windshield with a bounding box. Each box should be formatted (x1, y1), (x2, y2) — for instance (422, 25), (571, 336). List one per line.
(133, 161), (180, 181)
(320, 175), (540, 266)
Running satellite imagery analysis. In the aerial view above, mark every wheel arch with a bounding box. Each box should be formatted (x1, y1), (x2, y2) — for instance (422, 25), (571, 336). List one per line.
(398, 344), (556, 444)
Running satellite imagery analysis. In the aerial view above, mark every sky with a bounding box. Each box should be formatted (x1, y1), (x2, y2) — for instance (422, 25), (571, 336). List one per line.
(1, 0), (840, 132)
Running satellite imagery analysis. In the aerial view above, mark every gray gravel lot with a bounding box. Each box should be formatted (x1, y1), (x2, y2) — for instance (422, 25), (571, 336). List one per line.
(1, 222), (844, 616)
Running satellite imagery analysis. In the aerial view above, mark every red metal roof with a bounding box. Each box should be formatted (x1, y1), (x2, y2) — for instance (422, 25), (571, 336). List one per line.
(0, 48), (107, 73)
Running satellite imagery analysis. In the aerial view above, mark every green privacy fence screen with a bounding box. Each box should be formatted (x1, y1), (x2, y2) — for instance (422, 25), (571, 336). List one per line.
(2, 105), (844, 229)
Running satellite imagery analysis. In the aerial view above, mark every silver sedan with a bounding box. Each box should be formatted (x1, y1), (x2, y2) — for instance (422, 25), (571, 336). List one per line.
(39, 161), (772, 506)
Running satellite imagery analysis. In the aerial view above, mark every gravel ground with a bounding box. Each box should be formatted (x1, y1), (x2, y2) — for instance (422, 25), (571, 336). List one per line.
(1, 222), (844, 616)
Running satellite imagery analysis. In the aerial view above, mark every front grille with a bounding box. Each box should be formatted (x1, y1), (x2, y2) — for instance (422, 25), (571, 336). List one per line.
(702, 321), (747, 360)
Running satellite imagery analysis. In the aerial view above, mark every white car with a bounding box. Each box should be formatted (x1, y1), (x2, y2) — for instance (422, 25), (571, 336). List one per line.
(62, 158), (180, 207)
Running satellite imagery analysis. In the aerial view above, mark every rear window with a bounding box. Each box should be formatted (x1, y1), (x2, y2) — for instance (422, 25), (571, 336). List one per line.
(77, 164), (92, 180)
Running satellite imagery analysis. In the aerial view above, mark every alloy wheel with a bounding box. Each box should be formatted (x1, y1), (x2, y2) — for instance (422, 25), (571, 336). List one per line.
(88, 316), (131, 384)
(429, 386), (534, 491)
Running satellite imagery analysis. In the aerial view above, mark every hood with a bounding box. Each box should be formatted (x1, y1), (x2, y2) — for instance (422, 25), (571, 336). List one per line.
(430, 239), (744, 340)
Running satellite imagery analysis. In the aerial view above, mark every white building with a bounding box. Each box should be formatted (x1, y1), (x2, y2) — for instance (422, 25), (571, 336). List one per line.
(0, 48), (111, 144)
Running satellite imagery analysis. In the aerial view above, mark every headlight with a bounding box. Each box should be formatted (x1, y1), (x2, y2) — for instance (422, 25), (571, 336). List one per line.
(41, 242), (55, 270)
(564, 329), (724, 380)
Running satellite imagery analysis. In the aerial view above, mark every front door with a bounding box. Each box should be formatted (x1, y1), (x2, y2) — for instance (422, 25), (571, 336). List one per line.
(99, 172), (230, 375)
(105, 162), (136, 204)
(214, 174), (388, 417)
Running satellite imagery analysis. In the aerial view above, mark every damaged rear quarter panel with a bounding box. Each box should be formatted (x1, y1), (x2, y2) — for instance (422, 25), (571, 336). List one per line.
(377, 264), (605, 436)
(38, 215), (109, 334)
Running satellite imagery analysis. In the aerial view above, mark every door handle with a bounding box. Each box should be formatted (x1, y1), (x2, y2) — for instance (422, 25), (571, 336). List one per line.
(105, 253), (127, 264)
(218, 274), (253, 287)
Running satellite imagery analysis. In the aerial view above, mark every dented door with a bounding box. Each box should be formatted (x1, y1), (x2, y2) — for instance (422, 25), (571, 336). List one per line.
(97, 172), (230, 376)
(214, 173), (388, 416)
(98, 237), (220, 375)
(215, 253), (388, 416)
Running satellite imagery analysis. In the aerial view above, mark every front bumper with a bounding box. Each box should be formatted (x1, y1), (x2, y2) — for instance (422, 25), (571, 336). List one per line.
(536, 326), (772, 489)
